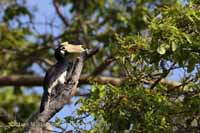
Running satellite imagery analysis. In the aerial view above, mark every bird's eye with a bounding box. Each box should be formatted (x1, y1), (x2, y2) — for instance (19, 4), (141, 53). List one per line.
(60, 46), (65, 50)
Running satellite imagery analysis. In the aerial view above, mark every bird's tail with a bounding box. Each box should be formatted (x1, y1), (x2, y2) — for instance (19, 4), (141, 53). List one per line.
(39, 89), (49, 113)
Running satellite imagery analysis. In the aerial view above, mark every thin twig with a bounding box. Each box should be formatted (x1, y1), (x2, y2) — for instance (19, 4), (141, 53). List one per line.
(150, 62), (176, 90)
(92, 57), (115, 76)
(53, 0), (69, 27)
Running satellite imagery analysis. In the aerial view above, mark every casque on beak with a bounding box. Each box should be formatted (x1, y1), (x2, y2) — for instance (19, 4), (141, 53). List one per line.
(61, 42), (85, 53)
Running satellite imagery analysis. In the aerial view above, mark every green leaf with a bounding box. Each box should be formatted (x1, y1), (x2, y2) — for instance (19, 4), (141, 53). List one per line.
(157, 44), (166, 55)
(171, 42), (177, 52)
(51, 118), (63, 129)
(182, 33), (192, 44)
(188, 58), (196, 72)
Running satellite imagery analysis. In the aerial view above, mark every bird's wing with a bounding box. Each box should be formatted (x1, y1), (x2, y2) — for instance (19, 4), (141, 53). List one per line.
(41, 61), (70, 112)
(43, 62), (69, 90)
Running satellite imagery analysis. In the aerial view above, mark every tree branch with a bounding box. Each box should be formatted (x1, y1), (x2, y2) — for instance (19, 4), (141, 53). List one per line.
(0, 75), (43, 86)
(0, 75), (182, 89)
(150, 62), (176, 90)
(92, 57), (115, 76)
(53, 0), (69, 27)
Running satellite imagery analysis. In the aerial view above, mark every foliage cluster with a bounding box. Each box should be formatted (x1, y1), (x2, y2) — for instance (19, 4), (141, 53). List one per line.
(0, 0), (199, 132)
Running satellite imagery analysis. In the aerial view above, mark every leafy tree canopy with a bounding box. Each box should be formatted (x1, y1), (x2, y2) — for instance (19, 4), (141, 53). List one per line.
(0, 0), (199, 132)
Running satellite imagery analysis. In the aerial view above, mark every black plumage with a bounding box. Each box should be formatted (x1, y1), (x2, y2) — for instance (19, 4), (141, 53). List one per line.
(40, 45), (71, 112)
(39, 43), (84, 112)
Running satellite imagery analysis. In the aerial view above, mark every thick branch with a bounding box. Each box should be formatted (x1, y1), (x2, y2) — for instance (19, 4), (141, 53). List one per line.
(0, 75), (181, 88)
(0, 75), (43, 86)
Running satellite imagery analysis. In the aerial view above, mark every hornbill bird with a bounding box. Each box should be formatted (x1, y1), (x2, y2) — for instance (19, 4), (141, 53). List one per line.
(40, 42), (85, 112)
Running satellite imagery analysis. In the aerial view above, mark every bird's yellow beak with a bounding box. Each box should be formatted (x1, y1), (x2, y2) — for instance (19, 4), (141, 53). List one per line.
(61, 42), (85, 53)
